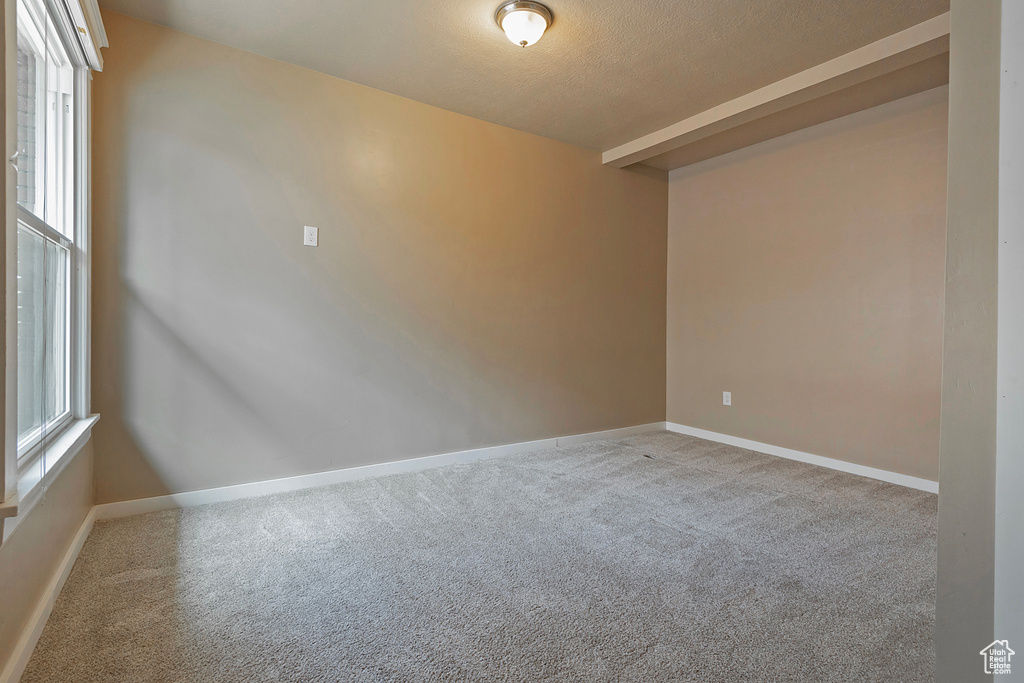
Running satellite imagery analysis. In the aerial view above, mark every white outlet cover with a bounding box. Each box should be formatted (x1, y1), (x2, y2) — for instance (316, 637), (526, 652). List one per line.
(723, 391), (732, 406)
(303, 226), (318, 247)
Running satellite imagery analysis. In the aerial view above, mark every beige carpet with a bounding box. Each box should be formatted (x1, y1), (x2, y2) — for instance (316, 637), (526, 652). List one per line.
(23, 431), (936, 682)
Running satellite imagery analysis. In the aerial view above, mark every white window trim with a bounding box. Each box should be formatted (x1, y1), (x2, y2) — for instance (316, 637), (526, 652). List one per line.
(2, 414), (97, 540)
(1, 0), (104, 542)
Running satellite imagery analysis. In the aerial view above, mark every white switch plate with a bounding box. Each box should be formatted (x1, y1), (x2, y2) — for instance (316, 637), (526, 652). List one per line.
(723, 391), (732, 406)
(303, 225), (318, 247)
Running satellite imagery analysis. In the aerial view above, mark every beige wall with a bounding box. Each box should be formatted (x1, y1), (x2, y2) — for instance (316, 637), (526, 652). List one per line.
(0, 443), (93, 674)
(667, 87), (948, 481)
(91, 12), (668, 504)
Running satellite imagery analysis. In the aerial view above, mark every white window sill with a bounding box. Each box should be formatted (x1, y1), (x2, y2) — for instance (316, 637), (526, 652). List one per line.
(1, 415), (99, 542)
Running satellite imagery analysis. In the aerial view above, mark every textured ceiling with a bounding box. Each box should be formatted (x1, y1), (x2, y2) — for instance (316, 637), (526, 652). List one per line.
(97, 0), (949, 151)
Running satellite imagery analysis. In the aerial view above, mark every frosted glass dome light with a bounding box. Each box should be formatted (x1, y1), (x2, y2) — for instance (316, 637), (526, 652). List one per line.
(495, 2), (552, 47)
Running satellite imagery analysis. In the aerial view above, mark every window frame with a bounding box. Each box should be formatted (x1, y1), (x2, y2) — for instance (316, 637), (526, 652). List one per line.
(2, 0), (104, 537)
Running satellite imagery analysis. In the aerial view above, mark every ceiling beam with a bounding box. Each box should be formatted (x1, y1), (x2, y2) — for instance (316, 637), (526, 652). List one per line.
(602, 13), (950, 169)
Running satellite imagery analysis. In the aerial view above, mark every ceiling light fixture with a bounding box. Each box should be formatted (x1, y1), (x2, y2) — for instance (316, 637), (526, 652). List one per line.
(495, 1), (552, 48)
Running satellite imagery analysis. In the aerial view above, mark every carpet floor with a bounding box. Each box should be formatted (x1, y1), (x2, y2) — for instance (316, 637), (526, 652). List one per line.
(22, 432), (937, 682)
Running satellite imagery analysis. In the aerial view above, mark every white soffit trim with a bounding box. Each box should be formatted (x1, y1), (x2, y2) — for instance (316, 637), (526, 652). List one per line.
(78, 0), (108, 47)
(63, 0), (108, 70)
(94, 422), (668, 520)
(0, 508), (96, 683)
(602, 12), (950, 168)
(665, 422), (939, 494)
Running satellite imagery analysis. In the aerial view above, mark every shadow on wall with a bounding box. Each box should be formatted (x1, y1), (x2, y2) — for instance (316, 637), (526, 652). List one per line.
(89, 11), (668, 504)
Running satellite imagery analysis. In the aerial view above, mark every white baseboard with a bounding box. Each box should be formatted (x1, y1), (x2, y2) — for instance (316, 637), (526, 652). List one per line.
(95, 422), (667, 520)
(553, 422), (667, 447)
(93, 420), (937, 519)
(665, 422), (939, 493)
(0, 507), (96, 683)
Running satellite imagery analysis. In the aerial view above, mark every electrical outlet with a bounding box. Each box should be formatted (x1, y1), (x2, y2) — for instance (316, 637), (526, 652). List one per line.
(303, 225), (319, 247)
(723, 391), (732, 406)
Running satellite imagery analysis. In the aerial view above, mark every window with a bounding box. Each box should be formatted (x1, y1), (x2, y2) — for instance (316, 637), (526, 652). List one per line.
(7, 0), (102, 501)
(16, 218), (71, 457)
(16, 0), (75, 236)
(15, 0), (77, 465)
(2, 0), (103, 534)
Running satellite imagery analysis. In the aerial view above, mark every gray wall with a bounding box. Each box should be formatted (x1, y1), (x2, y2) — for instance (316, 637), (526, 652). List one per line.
(90, 12), (668, 504)
(996, 0), (1024, 669)
(667, 87), (948, 481)
(1, 0), (95, 673)
(936, 1), (1001, 680)
(0, 443), (93, 675)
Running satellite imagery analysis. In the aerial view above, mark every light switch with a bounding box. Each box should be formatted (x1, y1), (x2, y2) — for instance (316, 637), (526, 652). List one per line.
(303, 226), (318, 247)
(723, 391), (732, 406)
